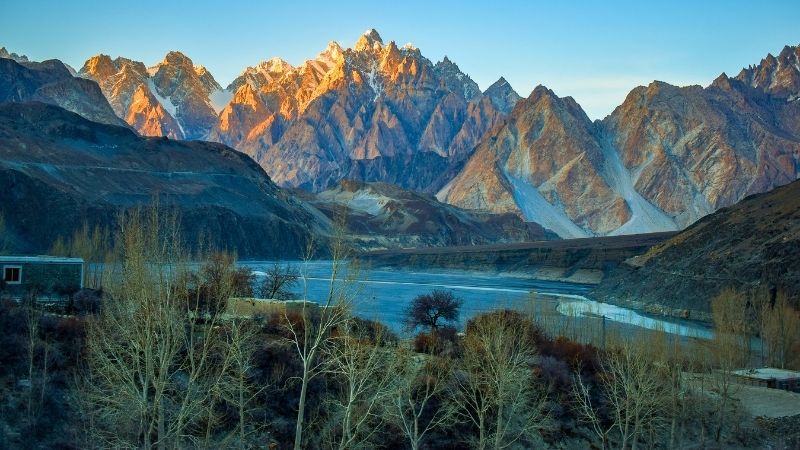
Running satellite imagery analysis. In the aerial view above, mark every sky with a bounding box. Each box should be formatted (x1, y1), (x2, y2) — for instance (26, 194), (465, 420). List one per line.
(3, 0), (798, 119)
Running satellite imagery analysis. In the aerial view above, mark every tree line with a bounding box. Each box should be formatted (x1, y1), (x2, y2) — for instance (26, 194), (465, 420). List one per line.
(0, 206), (798, 449)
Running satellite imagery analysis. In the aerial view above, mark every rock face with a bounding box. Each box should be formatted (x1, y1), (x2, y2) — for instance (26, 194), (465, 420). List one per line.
(594, 179), (800, 320)
(736, 44), (800, 99)
(211, 30), (506, 193)
(308, 180), (549, 250)
(0, 57), (127, 127)
(79, 51), (223, 139)
(0, 47), (29, 63)
(0, 102), (321, 258)
(442, 45), (800, 237)
(483, 77), (522, 114)
(76, 31), (510, 194)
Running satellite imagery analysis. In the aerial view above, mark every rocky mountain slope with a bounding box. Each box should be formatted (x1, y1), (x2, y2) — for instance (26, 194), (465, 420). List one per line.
(212, 30), (510, 193)
(0, 102), (320, 258)
(70, 30), (518, 193)
(0, 57), (127, 127)
(79, 51), (224, 139)
(483, 77), (522, 114)
(441, 44), (800, 237)
(305, 180), (549, 250)
(593, 179), (800, 320)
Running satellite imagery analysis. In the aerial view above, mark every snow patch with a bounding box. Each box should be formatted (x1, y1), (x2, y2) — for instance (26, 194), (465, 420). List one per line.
(146, 79), (184, 136)
(366, 62), (383, 101)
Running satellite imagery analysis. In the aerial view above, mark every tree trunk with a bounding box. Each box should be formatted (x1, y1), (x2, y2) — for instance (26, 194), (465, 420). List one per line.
(294, 369), (310, 450)
(158, 396), (166, 450)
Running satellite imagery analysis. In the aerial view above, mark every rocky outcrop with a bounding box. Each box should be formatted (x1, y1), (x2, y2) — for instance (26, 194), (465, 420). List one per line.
(0, 57), (127, 127)
(147, 51), (220, 138)
(440, 86), (634, 238)
(441, 45), (800, 237)
(594, 179), (800, 320)
(0, 102), (321, 258)
(483, 77), (521, 114)
(80, 51), (225, 139)
(125, 84), (183, 138)
(736, 44), (800, 99)
(0, 47), (29, 63)
(308, 180), (548, 250)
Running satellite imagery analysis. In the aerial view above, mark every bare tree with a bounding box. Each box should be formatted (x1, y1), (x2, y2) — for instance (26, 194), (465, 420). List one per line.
(385, 351), (456, 450)
(404, 289), (462, 333)
(324, 320), (397, 449)
(217, 318), (264, 449)
(49, 221), (113, 289)
(287, 227), (357, 450)
(711, 288), (753, 367)
(259, 263), (300, 300)
(82, 206), (255, 449)
(599, 337), (671, 450)
(708, 288), (751, 443)
(760, 289), (800, 369)
(571, 368), (613, 450)
(451, 311), (552, 450)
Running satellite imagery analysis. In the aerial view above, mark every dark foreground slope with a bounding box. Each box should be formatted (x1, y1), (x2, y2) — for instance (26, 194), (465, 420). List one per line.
(594, 179), (800, 320)
(0, 102), (320, 257)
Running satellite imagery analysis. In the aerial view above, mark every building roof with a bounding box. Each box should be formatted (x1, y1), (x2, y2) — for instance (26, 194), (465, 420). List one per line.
(732, 368), (800, 381)
(0, 255), (84, 264)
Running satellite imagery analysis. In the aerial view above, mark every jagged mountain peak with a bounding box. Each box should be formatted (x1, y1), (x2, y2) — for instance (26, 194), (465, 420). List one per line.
(483, 76), (521, 114)
(162, 50), (194, 66)
(0, 46), (29, 63)
(734, 43), (799, 98)
(434, 55), (481, 100)
(260, 57), (294, 72)
(80, 54), (117, 79)
(318, 41), (344, 63)
(355, 28), (384, 51)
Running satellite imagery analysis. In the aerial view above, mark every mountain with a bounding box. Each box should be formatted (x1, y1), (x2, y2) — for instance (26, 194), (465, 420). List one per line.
(305, 180), (549, 250)
(441, 45), (800, 237)
(79, 51), (224, 139)
(212, 29), (506, 193)
(0, 47), (29, 63)
(0, 102), (320, 258)
(483, 77), (522, 114)
(0, 57), (127, 127)
(736, 44), (800, 99)
(79, 55), (183, 138)
(594, 179), (800, 320)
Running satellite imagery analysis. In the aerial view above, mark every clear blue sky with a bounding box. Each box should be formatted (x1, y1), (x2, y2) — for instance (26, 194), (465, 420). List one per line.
(3, 0), (798, 119)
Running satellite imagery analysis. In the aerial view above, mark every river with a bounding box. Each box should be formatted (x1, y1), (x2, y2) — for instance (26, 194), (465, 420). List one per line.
(243, 261), (713, 339)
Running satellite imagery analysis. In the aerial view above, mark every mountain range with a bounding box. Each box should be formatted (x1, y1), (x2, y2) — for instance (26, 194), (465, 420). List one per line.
(3, 33), (799, 239)
(78, 30), (513, 194)
(440, 45), (800, 236)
